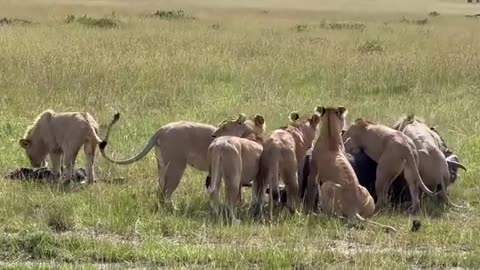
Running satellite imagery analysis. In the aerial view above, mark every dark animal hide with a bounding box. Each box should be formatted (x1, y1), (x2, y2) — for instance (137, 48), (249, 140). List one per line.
(4, 167), (87, 183)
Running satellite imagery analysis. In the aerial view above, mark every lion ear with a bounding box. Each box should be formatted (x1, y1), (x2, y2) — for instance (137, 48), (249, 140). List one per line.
(253, 114), (265, 126)
(236, 113), (247, 123)
(337, 106), (348, 117)
(310, 113), (321, 126)
(289, 112), (300, 122)
(19, 138), (30, 148)
(315, 106), (326, 116)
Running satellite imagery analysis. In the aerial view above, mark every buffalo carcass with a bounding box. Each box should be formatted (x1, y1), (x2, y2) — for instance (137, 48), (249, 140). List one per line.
(299, 139), (465, 208)
(299, 151), (411, 208)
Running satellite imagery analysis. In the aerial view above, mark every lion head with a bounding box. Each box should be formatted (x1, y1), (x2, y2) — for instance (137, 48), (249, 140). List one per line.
(212, 113), (266, 142)
(315, 106), (348, 135)
(287, 111), (321, 145)
(18, 110), (54, 168)
(19, 134), (49, 168)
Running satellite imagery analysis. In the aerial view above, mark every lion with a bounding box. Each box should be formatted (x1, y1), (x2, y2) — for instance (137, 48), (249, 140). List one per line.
(250, 111), (321, 219)
(393, 114), (465, 208)
(305, 106), (396, 232)
(19, 109), (103, 184)
(341, 117), (436, 214)
(99, 112), (266, 205)
(206, 123), (265, 222)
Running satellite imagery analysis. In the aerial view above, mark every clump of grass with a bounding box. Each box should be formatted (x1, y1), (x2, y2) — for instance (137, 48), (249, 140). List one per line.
(400, 17), (428, 25)
(64, 14), (119, 28)
(210, 23), (221, 30)
(358, 39), (384, 54)
(291, 24), (308, 32)
(320, 20), (366, 31)
(0, 17), (33, 26)
(428, 11), (440, 17)
(44, 199), (75, 232)
(150, 9), (196, 20)
(64, 14), (75, 24)
(465, 14), (480, 19)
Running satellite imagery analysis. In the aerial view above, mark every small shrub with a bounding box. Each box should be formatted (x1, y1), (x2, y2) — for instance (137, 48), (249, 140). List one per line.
(358, 40), (384, 54)
(210, 23), (221, 30)
(45, 200), (75, 232)
(64, 15), (118, 28)
(260, 10), (270, 14)
(400, 17), (428, 25)
(64, 14), (75, 24)
(292, 24), (308, 32)
(0, 17), (33, 26)
(465, 14), (480, 18)
(428, 11), (440, 17)
(76, 15), (118, 28)
(320, 20), (366, 31)
(150, 9), (196, 20)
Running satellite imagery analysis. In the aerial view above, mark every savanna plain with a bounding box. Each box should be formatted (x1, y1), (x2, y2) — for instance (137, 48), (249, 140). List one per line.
(1, 0), (480, 268)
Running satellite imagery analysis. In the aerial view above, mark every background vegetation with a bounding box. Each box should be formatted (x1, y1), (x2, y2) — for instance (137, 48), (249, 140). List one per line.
(1, 0), (480, 268)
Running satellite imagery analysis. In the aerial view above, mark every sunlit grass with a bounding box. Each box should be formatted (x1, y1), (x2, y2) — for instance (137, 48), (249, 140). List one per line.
(0, 0), (479, 268)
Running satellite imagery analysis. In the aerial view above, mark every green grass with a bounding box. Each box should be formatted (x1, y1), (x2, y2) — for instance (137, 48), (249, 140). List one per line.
(1, 0), (480, 268)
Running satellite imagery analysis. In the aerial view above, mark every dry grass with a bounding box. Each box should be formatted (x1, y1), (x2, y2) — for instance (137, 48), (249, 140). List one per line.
(1, 0), (480, 268)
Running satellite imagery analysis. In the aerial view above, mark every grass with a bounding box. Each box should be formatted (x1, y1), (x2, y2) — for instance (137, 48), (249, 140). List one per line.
(1, 0), (480, 268)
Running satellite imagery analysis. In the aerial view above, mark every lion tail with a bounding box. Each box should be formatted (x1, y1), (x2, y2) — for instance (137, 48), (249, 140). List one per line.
(266, 148), (281, 216)
(207, 147), (223, 194)
(405, 147), (435, 196)
(99, 113), (158, 165)
(355, 213), (397, 233)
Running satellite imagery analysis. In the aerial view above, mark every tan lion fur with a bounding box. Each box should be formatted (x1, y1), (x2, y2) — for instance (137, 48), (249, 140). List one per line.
(306, 106), (396, 232)
(250, 111), (320, 219)
(393, 114), (463, 208)
(342, 117), (435, 214)
(19, 109), (103, 184)
(207, 131), (265, 221)
(99, 113), (266, 205)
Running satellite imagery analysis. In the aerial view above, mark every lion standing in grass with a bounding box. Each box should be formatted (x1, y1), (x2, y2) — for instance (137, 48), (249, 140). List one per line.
(19, 109), (103, 184)
(250, 111), (320, 219)
(206, 115), (266, 222)
(393, 114), (465, 208)
(100, 112), (266, 206)
(305, 106), (396, 232)
(342, 118), (436, 214)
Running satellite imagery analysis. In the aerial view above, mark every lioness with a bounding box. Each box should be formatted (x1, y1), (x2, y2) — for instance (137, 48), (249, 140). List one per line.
(99, 113), (266, 204)
(306, 106), (396, 232)
(19, 109), (103, 184)
(250, 111), (320, 218)
(393, 114), (465, 207)
(206, 120), (265, 221)
(429, 126), (466, 184)
(342, 118), (435, 214)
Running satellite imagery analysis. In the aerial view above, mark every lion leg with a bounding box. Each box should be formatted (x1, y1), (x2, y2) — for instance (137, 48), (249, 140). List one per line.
(358, 185), (375, 217)
(236, 189), (243, 207)
(224, 171), (241, 223)
(375, 155), (404, 210)
(296, 156), (306, 198)
(49, 151), (62, 183)
(403, 167), (423, 215)
(304, 163), (319, 213)
(84, 143), (97, 184)
(282, 165), (299, 213)
(159, 159), (187, 204)
(319, 182), (342, 216)
(62, 147), (80, 185)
